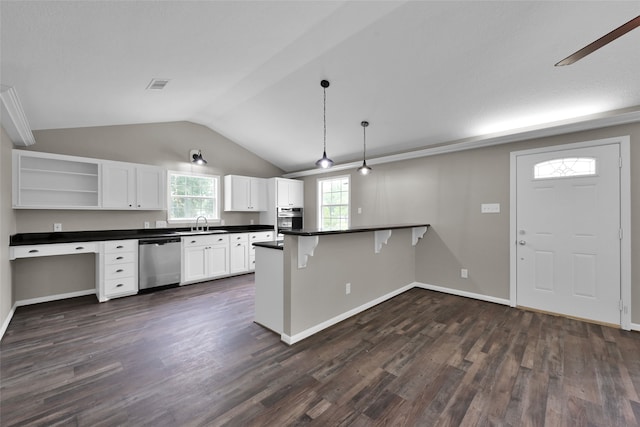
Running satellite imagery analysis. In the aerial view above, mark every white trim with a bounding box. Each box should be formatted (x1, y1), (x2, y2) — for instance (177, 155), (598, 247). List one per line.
(281, 282), (415, 345)
(15, 289), (96, 307)
(509, 136), (631, 330)
(284, 107), (640, 178)
(414, 282), (511, 306)
(0, 303), (18, 341)
(0, 85), (35, 146)
(630, 323), (640, 332)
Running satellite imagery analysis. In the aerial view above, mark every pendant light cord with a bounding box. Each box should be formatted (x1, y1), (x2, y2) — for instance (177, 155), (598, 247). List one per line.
(362, 124), (366, 161)
(323, 86), (327, 152)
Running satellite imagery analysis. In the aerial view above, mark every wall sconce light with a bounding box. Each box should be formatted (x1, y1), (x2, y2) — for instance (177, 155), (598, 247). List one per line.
(190, 149), (207, 165)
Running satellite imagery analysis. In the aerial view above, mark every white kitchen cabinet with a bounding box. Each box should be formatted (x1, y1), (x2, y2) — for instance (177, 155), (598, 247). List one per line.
(229, 233), (249, 274)
(97, 240), (138, 302)
(276, 178), (304, 207)
(224, 175), (267, 211)
(102, 161), (165, 210)
(249, 231), (274, 271)
(13, 150), (100, 209)
(181, 234), (230, 284)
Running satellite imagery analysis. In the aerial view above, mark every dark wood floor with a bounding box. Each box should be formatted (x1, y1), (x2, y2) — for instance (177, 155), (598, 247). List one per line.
(2, 275), (640, 426)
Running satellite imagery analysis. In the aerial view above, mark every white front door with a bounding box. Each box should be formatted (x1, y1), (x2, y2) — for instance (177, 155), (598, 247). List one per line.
(515, 143), (621, 325)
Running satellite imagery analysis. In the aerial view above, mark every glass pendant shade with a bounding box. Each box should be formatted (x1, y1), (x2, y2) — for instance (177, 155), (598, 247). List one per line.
(357, 161), (372, 175)
(316, 150), (334, 168)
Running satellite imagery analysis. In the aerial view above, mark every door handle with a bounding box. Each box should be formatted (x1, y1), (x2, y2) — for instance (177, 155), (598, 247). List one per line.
(518, 240), (526, 245)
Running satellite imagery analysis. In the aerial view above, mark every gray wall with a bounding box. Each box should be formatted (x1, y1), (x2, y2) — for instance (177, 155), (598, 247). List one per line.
(17, 121), (284, 232)
(1, 127), (17, 332)
(11, 121), (283, 302)
(301, 122), (640, 322)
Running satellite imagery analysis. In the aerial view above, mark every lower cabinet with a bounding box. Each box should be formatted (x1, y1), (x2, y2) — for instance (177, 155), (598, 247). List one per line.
(181, 234), (230, 285)
(229, 233), (249, 274)
(249, 231), (275, 271)
(97, 240), (139, 302)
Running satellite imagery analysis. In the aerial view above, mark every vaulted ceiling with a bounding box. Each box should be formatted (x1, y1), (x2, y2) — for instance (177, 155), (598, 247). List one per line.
(2, 1), (639, 172)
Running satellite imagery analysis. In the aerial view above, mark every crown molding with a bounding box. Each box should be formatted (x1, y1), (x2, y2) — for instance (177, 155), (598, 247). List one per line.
(1, 85), (35, 146)
(283, 106), (640, 178)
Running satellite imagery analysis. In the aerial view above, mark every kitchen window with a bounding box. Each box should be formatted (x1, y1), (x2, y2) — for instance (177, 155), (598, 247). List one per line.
(318, 175), (350, 231)
(168, 171), (220, 222)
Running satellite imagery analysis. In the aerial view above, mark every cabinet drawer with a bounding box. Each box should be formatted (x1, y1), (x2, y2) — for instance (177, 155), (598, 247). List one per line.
(103, 251), (137, 264)
(103, 262), (136, 279)
(250, 231), (273, 242)
(182, 235), (229, 247)
(104, 277), (136, 296)
(104, 240), (137, 253)
(230, 233), (249, 243)
(10, 242), (98, 259)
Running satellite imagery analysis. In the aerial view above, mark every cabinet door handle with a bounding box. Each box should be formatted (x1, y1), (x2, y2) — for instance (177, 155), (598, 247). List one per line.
(218, 238), (223, 242)
(28, 249), (39, 253)
(116, 245), (124, 249)
(236, 243), (242, 247)
(191, 240), (197, 244)
(116, 283), (124, 288)
(75, 246), (84, 250)
(116, 269), (124, 273)
(116, 256), (124, 260)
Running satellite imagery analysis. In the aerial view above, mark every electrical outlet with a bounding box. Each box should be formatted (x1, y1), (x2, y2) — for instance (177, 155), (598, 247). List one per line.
(346, 283), (351, 295)
(221, 219), (225, 226)
(144, 221), (150, 229)
(53, 223), (62, 232)
(461, 269), (468, 279)
(250, 219), (254, 225)
(357, 207), (362, 214)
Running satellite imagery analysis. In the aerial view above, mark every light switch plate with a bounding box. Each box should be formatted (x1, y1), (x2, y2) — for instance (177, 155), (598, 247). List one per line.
(53, 223), (62, 232)
(481, 203), (500, 214)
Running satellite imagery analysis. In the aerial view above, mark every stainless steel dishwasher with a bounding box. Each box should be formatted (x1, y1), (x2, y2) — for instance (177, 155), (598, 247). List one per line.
(138, 237), (181, 289)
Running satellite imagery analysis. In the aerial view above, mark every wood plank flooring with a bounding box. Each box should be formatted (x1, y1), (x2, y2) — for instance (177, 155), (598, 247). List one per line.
(3, 275), (640, 426)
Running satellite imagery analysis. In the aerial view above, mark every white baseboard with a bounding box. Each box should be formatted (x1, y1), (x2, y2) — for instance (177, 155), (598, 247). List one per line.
(0, 302), (17, 341)
(281, 283), (416, 345)
(415, 282), (511, 306)
(15, 289), (96, 307)
(630, 323), (640, 332)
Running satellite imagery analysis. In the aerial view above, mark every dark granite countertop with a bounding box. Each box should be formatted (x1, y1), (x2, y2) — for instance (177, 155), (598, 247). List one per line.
(10, 225), (274, 246)
(253, 240), (284, 250)
(280, 223), (430, 237)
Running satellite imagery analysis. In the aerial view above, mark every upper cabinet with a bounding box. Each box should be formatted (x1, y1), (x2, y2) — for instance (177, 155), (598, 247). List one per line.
(13, 150), (100, 209)
(13, 149), (165, 210)
(102, 161), (165, 210)
(276, 178), (304, 207)
(224, 175), (267, 211)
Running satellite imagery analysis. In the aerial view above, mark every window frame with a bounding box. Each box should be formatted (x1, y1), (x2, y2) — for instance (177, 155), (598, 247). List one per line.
(167, 170), (221, 224)
(317, 174), (351, 231)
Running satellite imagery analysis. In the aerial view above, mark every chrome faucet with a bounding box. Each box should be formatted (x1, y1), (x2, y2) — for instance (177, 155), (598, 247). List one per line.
(193, 216), (208, 232)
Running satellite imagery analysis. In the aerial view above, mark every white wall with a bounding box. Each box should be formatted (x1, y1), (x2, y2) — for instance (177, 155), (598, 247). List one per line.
(1, 127), (17, 336)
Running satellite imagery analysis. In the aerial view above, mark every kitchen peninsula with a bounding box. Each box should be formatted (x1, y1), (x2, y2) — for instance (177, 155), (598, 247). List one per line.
(253, 224), (429, 344)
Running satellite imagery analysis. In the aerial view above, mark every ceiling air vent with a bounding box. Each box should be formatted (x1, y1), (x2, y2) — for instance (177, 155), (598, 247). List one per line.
(146, 78), (170, 90)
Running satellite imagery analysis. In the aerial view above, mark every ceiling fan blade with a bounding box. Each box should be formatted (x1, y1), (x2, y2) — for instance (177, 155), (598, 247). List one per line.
(555, 15), (640, 66)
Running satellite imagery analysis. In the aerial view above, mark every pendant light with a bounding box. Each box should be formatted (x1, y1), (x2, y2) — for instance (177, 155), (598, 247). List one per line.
(315, 80), (334, 169)
(357, 121), (372, 175)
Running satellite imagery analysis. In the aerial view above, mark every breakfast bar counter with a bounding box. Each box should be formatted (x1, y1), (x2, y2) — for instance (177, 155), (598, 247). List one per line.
(254, 224), (429, 344)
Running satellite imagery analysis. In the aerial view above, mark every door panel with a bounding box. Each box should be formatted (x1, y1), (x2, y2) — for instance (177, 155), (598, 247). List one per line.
(516, 144), (620, 325)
